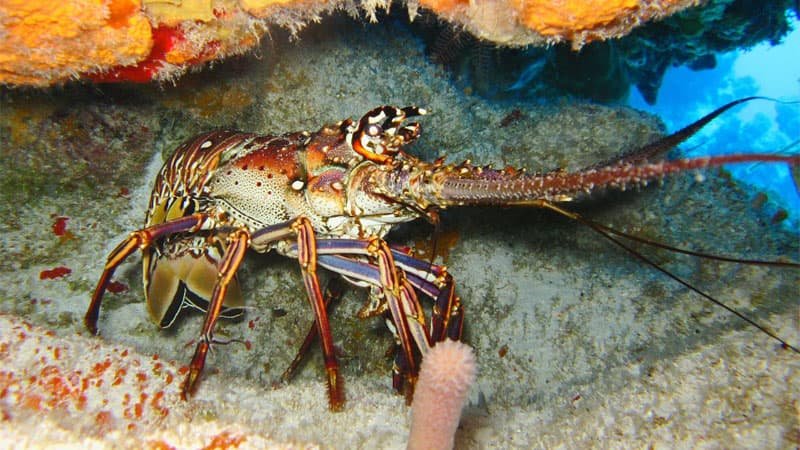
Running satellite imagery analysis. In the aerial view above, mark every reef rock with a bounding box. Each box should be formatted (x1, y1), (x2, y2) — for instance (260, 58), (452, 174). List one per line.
(0, 0), (698, 86)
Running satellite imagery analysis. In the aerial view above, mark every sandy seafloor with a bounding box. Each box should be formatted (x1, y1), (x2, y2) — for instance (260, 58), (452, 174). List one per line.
(0, 14), (798, 449)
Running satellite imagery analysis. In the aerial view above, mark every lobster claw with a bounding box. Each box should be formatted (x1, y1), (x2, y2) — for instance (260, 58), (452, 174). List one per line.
(347, 105), (426, 163)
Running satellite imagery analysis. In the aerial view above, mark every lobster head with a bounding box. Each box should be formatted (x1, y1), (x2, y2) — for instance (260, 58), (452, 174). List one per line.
(345, 106), (426, 164)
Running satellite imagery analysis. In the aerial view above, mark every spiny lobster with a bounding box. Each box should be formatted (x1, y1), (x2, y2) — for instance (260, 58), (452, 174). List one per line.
(86, 97), (799, 411)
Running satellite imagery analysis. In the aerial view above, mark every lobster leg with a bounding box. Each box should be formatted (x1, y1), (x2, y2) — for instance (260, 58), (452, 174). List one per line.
(321, 260), (424, 400)
(430, 273), (463, 343)
(85, 213), (211, 335)
(312, 240), (434, 354)
(311, 239), (447, 299)
(290, 240), (461, 401)
(280, 277), (346, 385)
(255, 219), (350, 409)
(292, 217), (345, 411)
(316, 240), (463, 344)
(314, 241), (463, 345)
(388, 246), (462, 342)
(182, 227), (250, 398)
(367, 239), (431, 401)
(314, 252), (438, 399)
(315, 254), (441, 303)
(383, 252), (463, 397)
(323, 252), (461, 398)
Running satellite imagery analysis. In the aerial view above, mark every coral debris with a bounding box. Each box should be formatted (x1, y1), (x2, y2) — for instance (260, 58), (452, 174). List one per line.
(0, 314), (178, 440)
(0, 314), (291, 448)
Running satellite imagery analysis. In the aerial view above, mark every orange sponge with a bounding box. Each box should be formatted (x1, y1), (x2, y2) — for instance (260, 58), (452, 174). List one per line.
(417, 0), (696, 46)
(515, 0), (641, 36)
(0, 0), (152, 86)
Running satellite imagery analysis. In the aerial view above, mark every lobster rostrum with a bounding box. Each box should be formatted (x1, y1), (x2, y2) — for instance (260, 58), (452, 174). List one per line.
(86, 97), (800, 411)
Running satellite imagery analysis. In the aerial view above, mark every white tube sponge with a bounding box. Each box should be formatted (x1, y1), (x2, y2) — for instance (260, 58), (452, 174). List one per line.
(407, 339), (477, 450)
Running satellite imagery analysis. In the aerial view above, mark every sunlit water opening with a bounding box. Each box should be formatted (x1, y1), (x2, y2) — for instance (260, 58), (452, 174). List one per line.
(629, 17), (800, 231)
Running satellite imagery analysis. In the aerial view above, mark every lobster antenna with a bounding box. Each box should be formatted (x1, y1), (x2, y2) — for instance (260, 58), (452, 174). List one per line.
(590, 96), (800, 169)
(584, 220), (800, 268)
(588, 96), (771, 168)
(538, 201), (800, 354)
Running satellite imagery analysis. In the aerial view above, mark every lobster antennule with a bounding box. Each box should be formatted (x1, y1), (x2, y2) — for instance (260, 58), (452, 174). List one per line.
(380, 154), (800, 209)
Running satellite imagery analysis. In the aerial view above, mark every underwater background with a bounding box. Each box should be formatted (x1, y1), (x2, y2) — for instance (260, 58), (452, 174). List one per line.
(630, 19), (800, 231)
(0, 1), (798, 448)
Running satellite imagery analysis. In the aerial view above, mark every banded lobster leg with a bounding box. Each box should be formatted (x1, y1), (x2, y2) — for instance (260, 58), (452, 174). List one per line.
(279, 277), (347, 386)
(83, 212), (255, 399)
(251, 217), (347, 410)
(182, 226), (251, 398)
(391, 248), (463, 343)
(385, 252), (463, 399)
(85, 213), (212, 335)
(313, 239), (464, 343)
(281, 239), (463, 401)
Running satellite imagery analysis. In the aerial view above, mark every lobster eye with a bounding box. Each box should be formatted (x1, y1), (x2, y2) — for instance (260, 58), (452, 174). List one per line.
(366, 124), (382, 137)
(360, 133), (384, 154)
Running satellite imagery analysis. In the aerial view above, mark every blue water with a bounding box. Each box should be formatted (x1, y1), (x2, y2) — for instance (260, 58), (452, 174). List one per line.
(628, 20), (800, 231)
